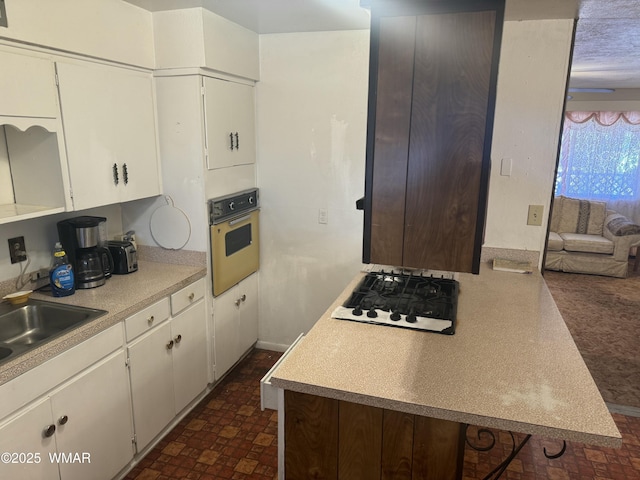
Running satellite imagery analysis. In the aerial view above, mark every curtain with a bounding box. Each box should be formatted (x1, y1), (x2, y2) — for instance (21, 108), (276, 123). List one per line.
(556, 111), (640, 224)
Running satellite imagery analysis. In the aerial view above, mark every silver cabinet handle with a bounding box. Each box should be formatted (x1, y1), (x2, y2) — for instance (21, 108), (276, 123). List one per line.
(147, 315), (154, 326)
(58, 415), (69, 426)
(122, 163), (129, 185)
(166, 340), (174, 350)
(174, 334), (182, 344)
(235, 132), (239, 150)
(228, 214), (252, 227)
(113, 163), (119, 185)
(235, 294), (247, 307)
(230, 132), (235, 150)
(43, 424), (56, 438)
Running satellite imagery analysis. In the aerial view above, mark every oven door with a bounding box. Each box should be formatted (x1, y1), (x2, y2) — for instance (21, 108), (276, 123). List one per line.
(210, 209), (259, 296)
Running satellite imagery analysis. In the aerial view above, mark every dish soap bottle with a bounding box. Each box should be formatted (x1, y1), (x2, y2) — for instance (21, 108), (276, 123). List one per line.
(50, 242), (75, 297)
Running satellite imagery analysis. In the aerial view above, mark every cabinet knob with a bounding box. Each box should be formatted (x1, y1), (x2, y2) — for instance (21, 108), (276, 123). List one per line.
(166, 340), (174, 350)
(43, 424), (56, 438)
(188, 292), (195, 301)
(147, 315), (154, 326)
(174, 334), (182, 344)
(235, 298), (241, 307)
(58, 415), (69, 426)
(241, 294), (246, 302)
(113, 163), (119, 185)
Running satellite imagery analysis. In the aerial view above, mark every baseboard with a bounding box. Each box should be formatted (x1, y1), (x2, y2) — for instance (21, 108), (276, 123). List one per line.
(607, 402), (640, 418)
(256, 340), (290, 352)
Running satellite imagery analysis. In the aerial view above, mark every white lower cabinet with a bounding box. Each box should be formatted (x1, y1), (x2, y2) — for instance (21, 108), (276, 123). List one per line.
(0, 399), (59, 480)
(214, 273), (258, 380)
(0, 350), (133, 480)
(127, 321), (175, 452)
(127, 279), (208, 452)
(172, 300), (208, 413)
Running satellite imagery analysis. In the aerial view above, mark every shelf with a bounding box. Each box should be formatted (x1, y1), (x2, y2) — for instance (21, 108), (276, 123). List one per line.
(0, 203), (65, 225)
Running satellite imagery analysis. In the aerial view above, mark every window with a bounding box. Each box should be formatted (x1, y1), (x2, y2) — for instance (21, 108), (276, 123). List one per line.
(555, 112), (640, 201)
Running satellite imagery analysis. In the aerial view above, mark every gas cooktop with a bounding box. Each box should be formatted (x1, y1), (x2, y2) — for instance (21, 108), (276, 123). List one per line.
(332, 270), (459, 334)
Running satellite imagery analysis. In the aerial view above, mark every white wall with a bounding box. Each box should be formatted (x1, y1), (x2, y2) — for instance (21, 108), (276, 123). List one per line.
(256, 30), (369, 348)
(484, 19), (574, 260)
(256, 20), (575, 346)
(0, 0), (154, 67)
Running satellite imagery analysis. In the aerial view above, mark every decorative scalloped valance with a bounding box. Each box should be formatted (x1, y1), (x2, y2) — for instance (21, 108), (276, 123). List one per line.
(0, 116), (57, 133)
(565, 111), (640, 126)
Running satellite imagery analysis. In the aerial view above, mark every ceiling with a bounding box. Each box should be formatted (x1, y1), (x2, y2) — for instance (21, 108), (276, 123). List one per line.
(124, 0), (640, 89)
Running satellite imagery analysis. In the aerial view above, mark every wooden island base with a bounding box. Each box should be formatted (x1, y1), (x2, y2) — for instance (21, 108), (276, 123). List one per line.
(284, 390), (465, 480)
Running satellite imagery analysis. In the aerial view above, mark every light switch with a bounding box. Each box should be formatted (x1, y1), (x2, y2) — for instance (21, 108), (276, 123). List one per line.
(527, 205), (544, 226)
(318, 208), (328, 224)
(500, 158), (512, 176)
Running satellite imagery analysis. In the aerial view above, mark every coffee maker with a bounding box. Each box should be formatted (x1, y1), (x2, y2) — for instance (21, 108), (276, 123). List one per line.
(57, 216), (114, 289)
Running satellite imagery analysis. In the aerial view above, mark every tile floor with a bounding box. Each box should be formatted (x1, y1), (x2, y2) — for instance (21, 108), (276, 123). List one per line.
(125, 349), (640, 480)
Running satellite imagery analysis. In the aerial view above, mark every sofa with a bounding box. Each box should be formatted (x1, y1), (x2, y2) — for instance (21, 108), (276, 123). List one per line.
(545, 195), (640, 278)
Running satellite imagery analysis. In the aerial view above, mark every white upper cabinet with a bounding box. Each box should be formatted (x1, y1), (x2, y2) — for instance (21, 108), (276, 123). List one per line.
(153, 8), (259, 81)
(56, 61), (161, 210)
(204, 77), (256, 170)
(0, 49), (58, 121)
(0, 48), (71, 224)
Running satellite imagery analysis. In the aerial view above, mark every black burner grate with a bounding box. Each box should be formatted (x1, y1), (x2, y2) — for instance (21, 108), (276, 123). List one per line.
(341, 271), (459, 333)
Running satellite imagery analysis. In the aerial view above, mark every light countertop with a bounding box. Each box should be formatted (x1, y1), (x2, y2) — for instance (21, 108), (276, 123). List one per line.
(0, 260), (206, 385)
(270, 264), (622, 448)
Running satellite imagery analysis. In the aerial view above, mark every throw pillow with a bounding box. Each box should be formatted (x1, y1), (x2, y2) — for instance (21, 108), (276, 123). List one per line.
(606, 214), (640, 236)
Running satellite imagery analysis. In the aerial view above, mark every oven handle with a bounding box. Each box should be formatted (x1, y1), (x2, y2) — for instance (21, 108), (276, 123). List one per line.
(228, 213), (252, 227)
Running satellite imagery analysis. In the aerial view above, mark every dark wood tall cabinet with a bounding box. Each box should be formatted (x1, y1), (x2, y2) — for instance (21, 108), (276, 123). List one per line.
(362, 0), (505, 273)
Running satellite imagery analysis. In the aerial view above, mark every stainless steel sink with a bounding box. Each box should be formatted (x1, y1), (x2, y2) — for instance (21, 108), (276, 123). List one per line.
(0, 299), (107, 365)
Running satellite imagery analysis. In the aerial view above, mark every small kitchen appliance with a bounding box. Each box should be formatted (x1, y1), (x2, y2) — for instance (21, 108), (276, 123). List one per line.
(107, 240), (138, 274)
(57, 216), (114, 289)
(209, 188), (259, 296)
(332, 270), (459, 334)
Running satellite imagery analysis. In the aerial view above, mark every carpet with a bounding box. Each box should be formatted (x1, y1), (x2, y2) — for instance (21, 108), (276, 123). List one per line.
(544, 258), (640, 408)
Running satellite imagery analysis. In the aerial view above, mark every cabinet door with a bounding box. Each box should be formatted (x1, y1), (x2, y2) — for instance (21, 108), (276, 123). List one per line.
(0, 50), (58, 118)
(51, 351), (133, 480)
(56, 61), (160, 210)
(204, 77), (256, 170)
(213, 284), (241, 380)
(128, 322), (175, 451)
(0, 399), (59, 480)
(172, 300), (208, 413)
(238, 273), (258, 354)
(368, 15), (416, 267)
(403, 11), (497, 272)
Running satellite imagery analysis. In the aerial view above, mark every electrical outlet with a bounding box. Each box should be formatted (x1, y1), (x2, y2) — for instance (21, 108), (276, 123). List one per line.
(527, 205), (544, 226)
(8, 236), (27, 264)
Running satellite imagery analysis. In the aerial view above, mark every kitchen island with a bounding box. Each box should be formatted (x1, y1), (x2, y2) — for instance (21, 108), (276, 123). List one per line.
(270, 264), (621, 479)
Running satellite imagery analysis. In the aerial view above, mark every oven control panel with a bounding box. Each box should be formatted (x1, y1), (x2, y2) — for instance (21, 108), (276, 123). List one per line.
(209, 188), (259, 224)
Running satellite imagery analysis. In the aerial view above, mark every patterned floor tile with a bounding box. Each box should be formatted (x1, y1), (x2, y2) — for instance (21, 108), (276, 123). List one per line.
(125, 349), (640, 480)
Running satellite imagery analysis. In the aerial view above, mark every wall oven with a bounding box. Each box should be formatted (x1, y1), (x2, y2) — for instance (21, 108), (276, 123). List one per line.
(209, 189), (259, 296)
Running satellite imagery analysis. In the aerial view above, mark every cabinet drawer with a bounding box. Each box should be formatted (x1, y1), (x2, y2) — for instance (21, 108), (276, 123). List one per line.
(125, 298), (170, 342)
(171, 278), (205, 315)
